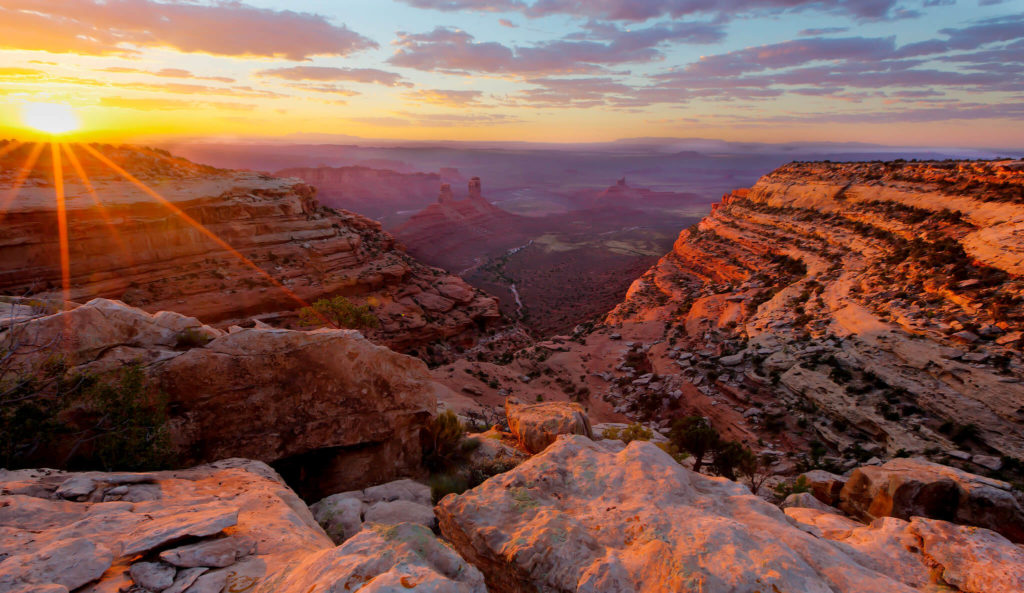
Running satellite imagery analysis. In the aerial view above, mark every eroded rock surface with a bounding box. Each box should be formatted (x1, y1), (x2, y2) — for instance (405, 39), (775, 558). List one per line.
(437, 435), (1023, 593)
(0, 143), (499, 359)
(2, 299), (444, 497)
(839, 457), (1024, 543)
(309, 479), (434, 545)
(504, 399), (593, 454)
(0, 461), (481, 593)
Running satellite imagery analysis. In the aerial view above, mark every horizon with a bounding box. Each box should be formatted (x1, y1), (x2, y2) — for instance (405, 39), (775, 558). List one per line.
(0, 1), (1022, 148)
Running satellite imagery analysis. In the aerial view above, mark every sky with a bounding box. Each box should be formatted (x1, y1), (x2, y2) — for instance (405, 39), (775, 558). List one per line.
(0, 0), (1021, 147)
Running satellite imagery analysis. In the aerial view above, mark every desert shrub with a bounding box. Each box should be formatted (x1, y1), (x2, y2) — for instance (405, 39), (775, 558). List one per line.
(713, 440), (753, 481)
(602, 422), (653, 443)
(774, 474), (811, 498)
(656, 441), (691, 464)
(429, 472), (470, 504)
(670, 416), (720, 474)
(299, 296), (379, 330)
(1, 361), (172, 471)
(175, 327), (211, 349)
(422, 410), (478, 472)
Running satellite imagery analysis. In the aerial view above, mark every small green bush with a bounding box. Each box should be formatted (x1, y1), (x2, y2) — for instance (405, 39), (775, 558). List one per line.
(603, 422), (654, 444)
(299, 296), (379, 330)
(774, 475), (811, 498)
(175, 327), (211, 349)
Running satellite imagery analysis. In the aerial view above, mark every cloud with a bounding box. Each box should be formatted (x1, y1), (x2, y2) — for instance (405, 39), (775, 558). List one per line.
(499, 18), (519, 27)
(398, 0), (911, 22)
(98, 97), (257, 111)
(283, 83), (361, 97)
(256, 66), (409, 86)
(99, 67), (235, 83)
(350, 110), (522, 127)
(0, 67), (46, 79)
(684, 37), (898, 76)
(0, 0), (376, 59)
(404, 89), (487, 107)
(798, 27), (849, 36)
(388, 23), (721, 75)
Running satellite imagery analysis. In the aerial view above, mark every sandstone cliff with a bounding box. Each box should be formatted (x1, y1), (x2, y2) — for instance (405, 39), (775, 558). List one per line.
(0, 143), (499, 358)
(607, 159), (1024, 464)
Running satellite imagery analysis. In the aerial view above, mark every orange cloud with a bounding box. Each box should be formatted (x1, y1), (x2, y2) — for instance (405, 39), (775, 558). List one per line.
(0, 0), (376, 59)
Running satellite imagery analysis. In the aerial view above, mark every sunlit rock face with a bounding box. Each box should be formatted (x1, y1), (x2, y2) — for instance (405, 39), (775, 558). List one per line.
(2, 298), (446, 498)
(437, 436), (1024, 593)
(0, 460), (483, 593)
(605, 159), (1024, 464)
(838, 457), (1024, 543)
(0, 143), (499, 359)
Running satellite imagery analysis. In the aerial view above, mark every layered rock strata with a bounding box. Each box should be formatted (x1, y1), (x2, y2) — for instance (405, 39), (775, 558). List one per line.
(0, 143), (499, 357)
(607, 160), (1024, 463)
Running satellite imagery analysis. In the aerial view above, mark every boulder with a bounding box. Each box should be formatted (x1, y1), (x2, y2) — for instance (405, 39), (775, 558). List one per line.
(159, 536), (257, 568)
(439, 436), (933, 593)
(799, 469), (847, 506)
(309, 479), (434, 545)
(0, 460), (327, 593)
(269, 523), (486, 593)
(309, 494), (364, 545)
(4, 299), (440, 500)
(504, 399), (593, 454)
(782, 492), (841, 515)
(839, 457), (1024, 543)
(0, 461), (481, 593)
(788, 507), (1024, 593)
(129, 561), (176, 591)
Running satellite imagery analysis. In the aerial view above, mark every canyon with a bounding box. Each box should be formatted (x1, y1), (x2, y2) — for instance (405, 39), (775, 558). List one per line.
(3, 152), (1024, 592)
(434, 159), (1024, 479)
(0, 142), (499, 360)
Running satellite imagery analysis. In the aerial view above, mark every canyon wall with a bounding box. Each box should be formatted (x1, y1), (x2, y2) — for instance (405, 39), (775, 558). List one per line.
(608, 159), (1024, 464)
(0, 145), (499, 357)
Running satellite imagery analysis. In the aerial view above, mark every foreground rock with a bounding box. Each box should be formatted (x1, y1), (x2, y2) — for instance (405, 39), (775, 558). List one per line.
(437, 436), (1024, 593)
(310, 479), (434, 544)
(0, 461), (484, 593)
(504, 399), (593, 454)
(839, 457), (1024, 543)
(3, 298), (445, 499)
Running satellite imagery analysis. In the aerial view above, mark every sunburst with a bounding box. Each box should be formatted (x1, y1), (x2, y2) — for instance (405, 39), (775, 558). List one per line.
(1, 141), (331, 329)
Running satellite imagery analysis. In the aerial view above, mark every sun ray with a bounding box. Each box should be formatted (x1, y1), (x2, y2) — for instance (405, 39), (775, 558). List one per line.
(62, 143), (135, 267)
(50, 143), (71, 312)
(0, 140), (25, 161)
(78, 143), (327, 324)
(0, 142), (46, 225)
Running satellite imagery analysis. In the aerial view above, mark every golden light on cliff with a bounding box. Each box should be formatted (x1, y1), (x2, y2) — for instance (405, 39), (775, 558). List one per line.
(21, 103), (80, 136)
(0, 140), (331, 327)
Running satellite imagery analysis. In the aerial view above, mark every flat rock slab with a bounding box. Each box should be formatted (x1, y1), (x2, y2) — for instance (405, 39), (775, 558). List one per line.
(122, 506), (239, 556)
(0, 538), (112, 592)
(159, 536), (256, 568)
(439, 436), (1024, 593)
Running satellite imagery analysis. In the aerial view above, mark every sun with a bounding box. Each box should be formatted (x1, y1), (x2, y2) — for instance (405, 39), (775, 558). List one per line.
(21, 102), (80, 135)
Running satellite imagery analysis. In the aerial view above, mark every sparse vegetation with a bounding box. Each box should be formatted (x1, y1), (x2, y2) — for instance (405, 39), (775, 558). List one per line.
(299, 296), (379, 330)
